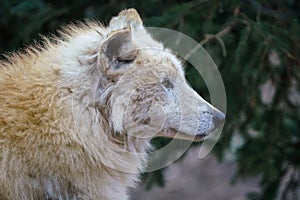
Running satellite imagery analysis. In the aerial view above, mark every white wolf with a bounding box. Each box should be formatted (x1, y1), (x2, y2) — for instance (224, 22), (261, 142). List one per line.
(0, 8), (225, 200)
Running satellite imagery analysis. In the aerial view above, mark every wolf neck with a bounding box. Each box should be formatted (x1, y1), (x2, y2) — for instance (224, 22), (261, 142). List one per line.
(109, 132), (152, 153)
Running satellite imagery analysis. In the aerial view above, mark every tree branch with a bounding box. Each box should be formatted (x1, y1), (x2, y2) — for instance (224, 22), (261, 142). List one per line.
(185, 22), (235, 59)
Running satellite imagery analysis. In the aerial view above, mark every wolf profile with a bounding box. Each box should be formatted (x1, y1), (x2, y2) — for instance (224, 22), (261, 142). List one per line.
(0, 9), (225, 200)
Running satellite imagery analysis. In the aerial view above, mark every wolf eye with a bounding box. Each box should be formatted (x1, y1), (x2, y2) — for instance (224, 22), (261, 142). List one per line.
(162, 78), (173, 89)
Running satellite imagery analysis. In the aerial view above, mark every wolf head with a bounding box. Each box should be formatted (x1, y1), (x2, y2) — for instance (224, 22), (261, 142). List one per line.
(96, 9), (225, 142)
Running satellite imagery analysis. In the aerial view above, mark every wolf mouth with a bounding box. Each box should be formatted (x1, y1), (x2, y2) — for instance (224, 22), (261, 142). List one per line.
(164, 127), (209, 142)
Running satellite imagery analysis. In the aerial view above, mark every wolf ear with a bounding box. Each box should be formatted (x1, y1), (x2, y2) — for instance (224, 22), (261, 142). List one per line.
(100, 28), (137, 71)
(109, 8), (143, 30)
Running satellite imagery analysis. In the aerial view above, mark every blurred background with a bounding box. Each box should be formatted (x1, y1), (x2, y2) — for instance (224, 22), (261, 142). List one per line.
(0, 0), (299, 199)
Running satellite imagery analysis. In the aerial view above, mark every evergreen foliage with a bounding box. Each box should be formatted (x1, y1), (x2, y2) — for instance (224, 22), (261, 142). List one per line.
(0, 0), (299, 199)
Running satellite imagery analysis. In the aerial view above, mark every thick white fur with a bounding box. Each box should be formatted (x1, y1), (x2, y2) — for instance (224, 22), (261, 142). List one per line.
(0, 9), (223, 200)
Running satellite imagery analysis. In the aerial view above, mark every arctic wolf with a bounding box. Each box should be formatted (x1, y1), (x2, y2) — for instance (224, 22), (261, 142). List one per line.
(0, 8), (225, 200)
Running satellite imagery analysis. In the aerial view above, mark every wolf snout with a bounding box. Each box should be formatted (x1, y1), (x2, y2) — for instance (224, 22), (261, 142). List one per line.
(212, 110), (225, 128)
(194, 109), (225, 141)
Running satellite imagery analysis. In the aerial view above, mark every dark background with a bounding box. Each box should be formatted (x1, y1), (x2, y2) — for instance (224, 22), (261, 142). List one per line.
(0, 0), (299, 199)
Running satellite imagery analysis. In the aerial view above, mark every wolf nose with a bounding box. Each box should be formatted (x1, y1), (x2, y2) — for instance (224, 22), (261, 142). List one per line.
(213, 110), (225, 128)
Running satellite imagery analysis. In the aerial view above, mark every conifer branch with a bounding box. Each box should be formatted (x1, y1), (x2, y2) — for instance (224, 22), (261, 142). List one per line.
(185, 22), (234, 59)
